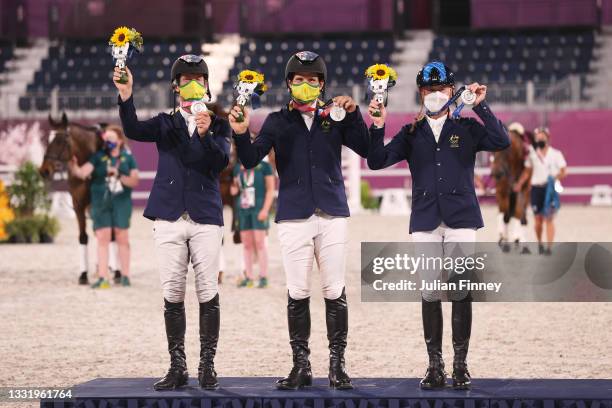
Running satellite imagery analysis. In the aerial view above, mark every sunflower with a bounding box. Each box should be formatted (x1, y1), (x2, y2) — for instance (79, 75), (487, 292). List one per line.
(366, 64), (398, 81)
(238, 70), (264, 84)
(109, 26), (131, 47)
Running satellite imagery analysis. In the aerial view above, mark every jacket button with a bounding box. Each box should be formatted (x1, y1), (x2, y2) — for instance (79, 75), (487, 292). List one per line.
(438, 177), (443, 181)
(436, 162), (441, 166)
(439, 192), (442, 196)
(312, 165), (316, 168)
(436, 148), (440, 151)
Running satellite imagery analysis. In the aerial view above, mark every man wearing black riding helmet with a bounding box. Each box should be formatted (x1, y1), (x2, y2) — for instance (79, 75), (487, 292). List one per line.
(367, 61), (509, 391)
(113, 54), (230, 391)
(229, 50), (370, 391)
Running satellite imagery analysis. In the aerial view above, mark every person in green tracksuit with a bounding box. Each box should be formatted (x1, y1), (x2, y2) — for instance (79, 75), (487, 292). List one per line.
(69, 125), (139, 289)
(230, 159), (275, 288)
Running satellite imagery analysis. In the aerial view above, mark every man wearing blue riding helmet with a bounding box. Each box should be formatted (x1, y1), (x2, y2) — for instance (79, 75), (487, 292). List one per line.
(366, 61), (510, 390)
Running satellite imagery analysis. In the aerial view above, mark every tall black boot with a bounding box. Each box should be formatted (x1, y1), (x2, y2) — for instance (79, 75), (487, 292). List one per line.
(276, 294), (312, 390)
(153, 299), (189, 391)
(325, 288), (353, 390)
(419, 299), (447, 390)
(198, 293), (220, 390)
(452, 297), (472, 390)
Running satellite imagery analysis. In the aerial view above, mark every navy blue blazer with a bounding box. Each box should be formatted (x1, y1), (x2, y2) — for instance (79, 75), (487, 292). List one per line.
(233, 105), (370, 222)
(367, 102), (510, 233)
(118, 96), (230, 226)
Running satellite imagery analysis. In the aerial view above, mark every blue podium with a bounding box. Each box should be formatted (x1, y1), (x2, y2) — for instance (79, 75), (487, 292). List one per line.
(41, 377), (612, 408)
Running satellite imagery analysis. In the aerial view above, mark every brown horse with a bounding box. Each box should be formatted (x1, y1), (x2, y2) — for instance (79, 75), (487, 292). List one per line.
(491, 130), (531, 252)
(39, 113), (103, 284)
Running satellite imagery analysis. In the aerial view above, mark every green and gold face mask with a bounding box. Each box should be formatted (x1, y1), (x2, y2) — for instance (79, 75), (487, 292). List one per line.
(179, 80), (206, 101)
(290, 82), (321, 104)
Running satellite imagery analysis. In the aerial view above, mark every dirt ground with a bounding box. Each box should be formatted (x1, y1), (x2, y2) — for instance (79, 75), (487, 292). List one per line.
(0, 204), (611, 407)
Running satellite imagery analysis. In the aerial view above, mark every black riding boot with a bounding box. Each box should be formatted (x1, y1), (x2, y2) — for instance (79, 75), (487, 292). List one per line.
(198, 293), (220, 389)
(325, 288), (353, 390)
(277, 295), (312, 390)
(154, 299), (189, 391)
(420, 299), (447, 390)
(452, 297), (472, 390)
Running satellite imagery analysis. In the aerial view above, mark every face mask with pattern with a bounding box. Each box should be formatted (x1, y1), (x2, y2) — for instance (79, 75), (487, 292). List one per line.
(179, 80), (207, 101)
(290, 82), (321, 104)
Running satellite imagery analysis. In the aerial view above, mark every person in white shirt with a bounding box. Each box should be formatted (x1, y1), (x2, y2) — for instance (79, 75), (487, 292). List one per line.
(515, 127), (566, 254)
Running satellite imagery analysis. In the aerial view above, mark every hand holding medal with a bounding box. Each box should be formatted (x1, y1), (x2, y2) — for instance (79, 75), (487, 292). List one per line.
(365, 64), (397, 117)
(329, 104), (346, 122)
(429, 84), (483, 119)
(234, 70), (267, 122)
(317, 95), (356, 123)
(109, 26), (143, 84)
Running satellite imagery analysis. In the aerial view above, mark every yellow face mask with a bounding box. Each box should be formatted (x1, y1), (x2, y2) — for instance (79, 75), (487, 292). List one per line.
(179, 80), (206, 101)
(290, 82), (321, 104)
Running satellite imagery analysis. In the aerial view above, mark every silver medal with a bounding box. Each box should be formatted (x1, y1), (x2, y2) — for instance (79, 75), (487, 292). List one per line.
(460, 89), (477, 106)
(191, 101), (207, 114)
(330, 105), (346, 122)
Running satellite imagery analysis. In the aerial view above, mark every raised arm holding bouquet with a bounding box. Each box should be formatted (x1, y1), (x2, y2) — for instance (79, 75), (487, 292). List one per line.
(109, 26), (143, 84)
(365, 63), (397, 117)
(234, 70), (267, 122)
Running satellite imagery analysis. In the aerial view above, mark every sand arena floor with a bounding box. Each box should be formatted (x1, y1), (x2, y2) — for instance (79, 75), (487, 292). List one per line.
(0, 204), (611, 407)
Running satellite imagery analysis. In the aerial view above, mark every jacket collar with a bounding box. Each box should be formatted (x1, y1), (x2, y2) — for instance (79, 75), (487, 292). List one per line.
(421, 113), (453, 146)
(172, 109), (188, 132)
(282, 99), (326, 131)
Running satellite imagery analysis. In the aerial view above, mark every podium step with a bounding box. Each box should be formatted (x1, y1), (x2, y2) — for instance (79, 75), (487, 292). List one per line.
(41, 377), (612, 408)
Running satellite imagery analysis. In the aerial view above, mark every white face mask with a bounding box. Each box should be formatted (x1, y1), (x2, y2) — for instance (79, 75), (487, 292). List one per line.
(423, 91), (450, 114)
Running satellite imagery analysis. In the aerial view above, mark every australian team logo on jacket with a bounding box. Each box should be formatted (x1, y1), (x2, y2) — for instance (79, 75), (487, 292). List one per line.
(449, 134), (460, 148)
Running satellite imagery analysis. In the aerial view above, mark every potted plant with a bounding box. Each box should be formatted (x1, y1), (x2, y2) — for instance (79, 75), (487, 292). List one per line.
(5, 162), (60, 243)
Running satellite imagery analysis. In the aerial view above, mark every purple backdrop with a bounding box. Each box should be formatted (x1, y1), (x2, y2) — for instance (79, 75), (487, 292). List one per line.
(471, 0), (599, 28)
(602, 0), (612, 26)
(242, 0), (393, 34)
(0, 0), (393, 39)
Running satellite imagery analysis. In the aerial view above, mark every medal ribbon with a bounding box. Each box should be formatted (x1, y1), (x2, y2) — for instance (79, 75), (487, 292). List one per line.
(426, 85), (468, 119)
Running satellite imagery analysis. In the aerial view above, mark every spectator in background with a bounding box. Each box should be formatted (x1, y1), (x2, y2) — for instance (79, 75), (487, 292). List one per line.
(515, 127), (566, 254)
(68, 125), (139, 288)
(230, 157), (275, 288)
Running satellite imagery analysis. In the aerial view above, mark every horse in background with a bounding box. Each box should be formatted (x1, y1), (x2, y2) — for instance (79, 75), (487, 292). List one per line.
(39, 113), (120, 284)
(491, 126), (531, 253)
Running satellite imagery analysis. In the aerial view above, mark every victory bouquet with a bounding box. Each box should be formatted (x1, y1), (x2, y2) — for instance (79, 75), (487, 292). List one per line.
(234, 70), (267, 122)
(365, 64), (398, 116)
(109, 26), (143, 84)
